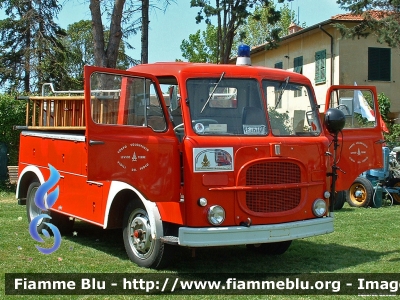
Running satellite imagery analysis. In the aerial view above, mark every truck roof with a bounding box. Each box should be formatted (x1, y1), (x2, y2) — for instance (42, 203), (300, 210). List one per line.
(128, 62), (311, 85)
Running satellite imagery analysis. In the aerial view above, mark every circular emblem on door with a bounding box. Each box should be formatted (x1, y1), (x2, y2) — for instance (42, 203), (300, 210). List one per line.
(348, 142), (368, 163)
(117, 143), (150, 172)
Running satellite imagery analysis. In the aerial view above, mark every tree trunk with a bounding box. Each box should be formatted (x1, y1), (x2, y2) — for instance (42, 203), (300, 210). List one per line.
(141, 0), (149, 64)
(106, 0), (125, 69)
(90, 0), (125, 68)
(89, 0), (107, 67)
(24, 0), (33, 92)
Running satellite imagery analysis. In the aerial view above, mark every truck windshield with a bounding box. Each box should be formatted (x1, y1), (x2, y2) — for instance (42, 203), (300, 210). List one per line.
(187, 78), (267, 136)
(262, 79), (321, 136)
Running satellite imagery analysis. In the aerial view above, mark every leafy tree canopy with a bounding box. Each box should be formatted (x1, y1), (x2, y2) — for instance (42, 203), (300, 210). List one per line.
(190, 0), (285, 63)
(180, 24), (218, 63)
(0, 0), (66, 93)
(335, 0), (400, 48)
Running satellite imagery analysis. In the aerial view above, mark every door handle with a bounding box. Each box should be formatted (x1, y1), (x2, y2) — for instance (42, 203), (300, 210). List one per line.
(375, 139), (386, 144)
(89, 140), (105, 146)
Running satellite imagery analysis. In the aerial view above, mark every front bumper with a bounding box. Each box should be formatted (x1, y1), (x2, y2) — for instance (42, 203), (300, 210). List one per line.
(178, 217), (333, 247)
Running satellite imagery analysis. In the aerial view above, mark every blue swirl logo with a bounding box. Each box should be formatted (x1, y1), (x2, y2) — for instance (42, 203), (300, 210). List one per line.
(28, 164), (62, 254)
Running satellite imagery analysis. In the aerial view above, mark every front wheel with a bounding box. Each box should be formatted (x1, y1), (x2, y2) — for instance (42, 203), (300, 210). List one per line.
(346, 177), (373, 207)
(123, 202), (169, 269)
(333, 190), (346, 210)
(246, 240), (292, 255)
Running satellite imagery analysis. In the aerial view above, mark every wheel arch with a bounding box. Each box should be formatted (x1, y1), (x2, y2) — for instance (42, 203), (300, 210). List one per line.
(16, 165), (45, 202)
(104, 181), (164, 238)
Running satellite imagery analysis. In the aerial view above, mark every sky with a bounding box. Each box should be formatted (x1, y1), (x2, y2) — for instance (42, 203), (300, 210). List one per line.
(0, 0), (348, 63)
(56, 0), (348, 63)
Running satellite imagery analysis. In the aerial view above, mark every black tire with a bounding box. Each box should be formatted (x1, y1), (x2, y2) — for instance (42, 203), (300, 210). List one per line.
(346, 177), (373, 207)
(333, 190), (346, 210)
(246, 240), (292, 255)
(123, 201), (170, 269)
(26, 181), (48, 232)
(26, 181), (74, 234)
(387, 178), (400, 204)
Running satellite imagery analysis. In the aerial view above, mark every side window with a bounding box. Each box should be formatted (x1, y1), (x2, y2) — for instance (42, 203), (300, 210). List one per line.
(315, 50), (326, 84)
(329, 88), (377, 130)
(90, 72), (166, 131)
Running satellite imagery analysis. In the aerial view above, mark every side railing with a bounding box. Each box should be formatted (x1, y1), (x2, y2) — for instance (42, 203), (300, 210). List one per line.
(16, 83), (120, 130)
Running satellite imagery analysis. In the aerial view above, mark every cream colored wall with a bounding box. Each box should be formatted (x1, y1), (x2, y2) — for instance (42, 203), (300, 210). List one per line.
(251, 24), (400, 114)
(339, 37), (400, 113)
(252, 26), (337, 108)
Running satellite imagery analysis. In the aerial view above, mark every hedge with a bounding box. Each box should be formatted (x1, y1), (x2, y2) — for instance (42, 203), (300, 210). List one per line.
(0, 94), (26, 166)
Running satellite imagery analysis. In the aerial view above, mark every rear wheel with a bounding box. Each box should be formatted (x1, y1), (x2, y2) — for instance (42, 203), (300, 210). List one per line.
(246, 240), (292, 255)
(346, 177), (373, 207)
(26, 181), (48, 231)
(123, 202), (169, 269)
(26, 181), (74, 234)
(387, 178), (400, 204)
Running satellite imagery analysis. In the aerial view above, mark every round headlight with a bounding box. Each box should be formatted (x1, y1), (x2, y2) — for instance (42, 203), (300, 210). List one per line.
(312, 199), (327, 217)
(207, 205), (225, 225)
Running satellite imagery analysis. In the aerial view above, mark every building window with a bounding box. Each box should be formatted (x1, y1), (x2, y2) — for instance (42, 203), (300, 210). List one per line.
(368, 47), (391, 81)
(293, 56), (303, 74)
(274, 61), (283, 69)
(315, 50), (326, 84)
(293, 56), (303, 97)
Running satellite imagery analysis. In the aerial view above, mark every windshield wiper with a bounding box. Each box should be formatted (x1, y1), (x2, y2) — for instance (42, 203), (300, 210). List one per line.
(200, 72), (225, 113)
(275, 76), (290, 109)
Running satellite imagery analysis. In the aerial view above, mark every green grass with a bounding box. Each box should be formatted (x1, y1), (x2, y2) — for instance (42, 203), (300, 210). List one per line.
(1, 188), (400, 299)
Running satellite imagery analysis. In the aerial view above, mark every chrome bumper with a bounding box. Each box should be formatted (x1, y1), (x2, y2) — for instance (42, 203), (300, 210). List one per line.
(178, 217), (333, 247)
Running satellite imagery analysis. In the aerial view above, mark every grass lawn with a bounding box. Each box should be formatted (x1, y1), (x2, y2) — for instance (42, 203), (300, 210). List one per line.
(1, 188), (400, 299)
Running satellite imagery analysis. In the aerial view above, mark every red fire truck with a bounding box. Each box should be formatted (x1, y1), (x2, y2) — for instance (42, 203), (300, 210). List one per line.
(15, 59), (384, 268)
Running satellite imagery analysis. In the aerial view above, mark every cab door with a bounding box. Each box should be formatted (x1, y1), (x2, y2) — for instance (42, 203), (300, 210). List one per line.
(84, 66), (180, 202)
(324, 85), (385, 191)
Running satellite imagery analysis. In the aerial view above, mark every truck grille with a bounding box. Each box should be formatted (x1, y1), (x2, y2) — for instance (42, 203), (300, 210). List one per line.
(245, 162), (301, 213)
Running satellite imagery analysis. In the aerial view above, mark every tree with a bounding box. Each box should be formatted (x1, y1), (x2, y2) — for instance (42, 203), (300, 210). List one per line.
(140, 0), (174, 64)
(190, 0), (285, 63)
(180, 24), (218, 63)
(89, 0), (174, 68)
(0, 94), (26, 165)
(90, 0), (127, 68)
(60, 20), (136, 90)
(0, 0), (66, 93)
(335, 0), (400, 48)
(233, 3), (304, 56)
(141, 0), (150, 63)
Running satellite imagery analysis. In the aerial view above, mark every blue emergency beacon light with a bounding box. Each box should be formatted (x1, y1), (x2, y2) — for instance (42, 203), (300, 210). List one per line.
(236, 44), (251, 66)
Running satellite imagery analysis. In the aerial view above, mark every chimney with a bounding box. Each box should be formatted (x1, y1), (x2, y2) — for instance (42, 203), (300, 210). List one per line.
(288, 22), (303, 34)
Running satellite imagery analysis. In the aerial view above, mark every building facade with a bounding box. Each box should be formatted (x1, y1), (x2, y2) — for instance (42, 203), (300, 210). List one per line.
(249, 12), (400, 119)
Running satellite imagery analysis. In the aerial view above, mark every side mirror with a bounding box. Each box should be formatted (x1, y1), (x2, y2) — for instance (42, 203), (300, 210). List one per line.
(324, 108), (345, 134)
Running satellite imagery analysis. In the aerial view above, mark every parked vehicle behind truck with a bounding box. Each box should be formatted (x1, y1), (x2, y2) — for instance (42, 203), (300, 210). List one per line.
(345, 146), (400, 208)
(15, 60), (384, 268)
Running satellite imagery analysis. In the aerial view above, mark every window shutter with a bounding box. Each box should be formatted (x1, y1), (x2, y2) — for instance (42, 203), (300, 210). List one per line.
(315, 50), (326, 84)
(274, 62), (283, 69)
(368, 48), (391, 81)
(294, 56), (303, 74)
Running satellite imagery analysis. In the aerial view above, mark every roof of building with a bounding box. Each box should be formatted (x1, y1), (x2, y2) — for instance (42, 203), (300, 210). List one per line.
(331, 10), (392, 21)
(246, 11), (392, 57)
